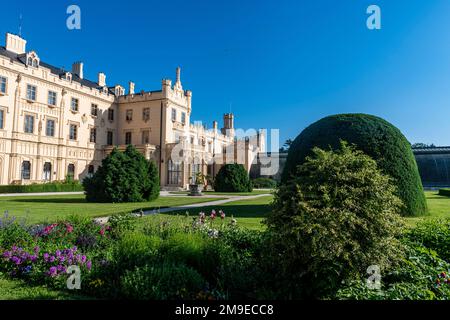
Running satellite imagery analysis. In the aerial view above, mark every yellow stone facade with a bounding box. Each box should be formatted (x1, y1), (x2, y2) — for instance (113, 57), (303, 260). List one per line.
(0, 33), (264, 188)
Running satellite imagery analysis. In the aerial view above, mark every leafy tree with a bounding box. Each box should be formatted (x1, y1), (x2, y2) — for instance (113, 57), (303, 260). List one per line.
(83, 145), (160, 203)
(281, 113), (427, 216)
(214, 163), (253, 192)
(266, 142), (405, 298)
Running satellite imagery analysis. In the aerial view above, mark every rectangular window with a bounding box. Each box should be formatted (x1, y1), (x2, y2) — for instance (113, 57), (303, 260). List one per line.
(91, 104), (98, 116)
(171, 108), (176, 122)
(69, 124), (77, 140)
(48, 91), (57, 106)
(108, 109), (114, 121)
(0, 110), (4, 129)
(46, 119), (55, 137)
(143, 108), (150, 121)
(0, 76), (7, 94)
(181, 112), (186, 125)
(22, 161), (31, 180)
(90, 128), (96, 143)
(142, 130), (150, 144)
(126, 109), (133, 121)
(125, 132), (132, 145)
(26, 84), (37, 101)
(24, 115), (34, 133)
(71, 98), (79, 112)
(107, 131), (113, 145)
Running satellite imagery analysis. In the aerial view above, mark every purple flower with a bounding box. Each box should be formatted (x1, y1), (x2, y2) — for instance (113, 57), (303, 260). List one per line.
(48, 266), (57, 277)
(43, 253), (49, 262)
(86, 260), (92, 270)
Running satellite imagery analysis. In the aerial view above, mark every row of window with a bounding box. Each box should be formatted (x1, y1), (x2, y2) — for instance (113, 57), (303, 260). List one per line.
(125, 108), (151, 122)
(171, 108), (186, 125)
(21, 161), (94, 180)
(125, 131), (150, 145)
(21, 113), (112, 144)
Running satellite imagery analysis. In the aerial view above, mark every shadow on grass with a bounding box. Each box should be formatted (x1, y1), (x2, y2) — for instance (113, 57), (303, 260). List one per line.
(7, 198), (88, 204)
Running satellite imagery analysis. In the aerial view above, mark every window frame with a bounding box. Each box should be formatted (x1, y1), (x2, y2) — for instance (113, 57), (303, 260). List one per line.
(0, 109), (4, 130)
(91, 104), (98, 117)
(142, 130), (150, 144)
(0, 76), (7, 94)
(107, 130), (113, 146)
(181, 112), (186, 125)
(69, 124), (78, 140)
(21, 161), (31, 180)
(47, 90), (57, 106)
(24, 114), (34, 133)
(70, 97), (79, 112)
(171, 108), (177, 122)
(125, 132), (132, 145)
(108, 109), (114, 121)
(46, 119), (55, 137)
(26, 84), (37, 101)
(126, 109), (133, 121)
(90, 128), (96, 143)
(143, 108), (150, 121)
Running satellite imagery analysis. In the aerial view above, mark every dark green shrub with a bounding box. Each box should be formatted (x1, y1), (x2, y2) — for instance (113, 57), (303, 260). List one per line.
(83, 145), (160, 203)
(281, 113), (427, 216)
(438, 188), (450, 197)
(406, 218), (450, 262)
(214, 164), (252, 192)
(0, 181), (83, 194)
(335, 241), (450, 300)
(251, 177), (277, 189)
(120, 262), (206, 300)
(266, 142), (405, 298)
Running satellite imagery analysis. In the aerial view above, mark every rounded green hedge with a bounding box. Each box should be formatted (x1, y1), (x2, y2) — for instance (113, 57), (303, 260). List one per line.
(214, 164), (253, 192)
(281, 113), (427, 216)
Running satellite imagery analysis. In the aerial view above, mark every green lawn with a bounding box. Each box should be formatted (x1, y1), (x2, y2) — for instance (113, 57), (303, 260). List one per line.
(169, 190), (273, 196)
(0, 195), (225, 224)
(150, 195), (274, 230)
(0, 276), (90, 300)
(404, 190), (450, 226)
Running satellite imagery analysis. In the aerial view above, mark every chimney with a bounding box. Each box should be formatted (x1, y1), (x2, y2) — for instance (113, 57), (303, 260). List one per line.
(98, 72), (106, 87)
(5, 33), (27, 54)
(72, 62), (84, 79)
(176, 66), (181, 84)
(129, 81), (135, 95)
(213, 121), (218, 131)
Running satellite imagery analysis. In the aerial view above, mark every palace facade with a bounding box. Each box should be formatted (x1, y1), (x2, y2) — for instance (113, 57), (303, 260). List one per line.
(0, 33), (264, 188)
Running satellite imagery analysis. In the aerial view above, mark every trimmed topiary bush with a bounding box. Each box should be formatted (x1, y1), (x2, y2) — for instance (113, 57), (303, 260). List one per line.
(266, 142), (405, 298)
(214, 164), (253, 192)
(251, 177), (277, 189)
(83, 145), (160, 203)
(438, 188), (450, 197)
(281, 113), (427, 216)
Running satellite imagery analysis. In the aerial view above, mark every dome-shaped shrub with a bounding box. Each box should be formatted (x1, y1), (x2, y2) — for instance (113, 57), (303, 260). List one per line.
(281, 113), (427, 216)
(214, 164), (253, 192)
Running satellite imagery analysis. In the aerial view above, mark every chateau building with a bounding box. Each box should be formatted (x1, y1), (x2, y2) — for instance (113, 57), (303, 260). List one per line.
(0, 33), (264, 188)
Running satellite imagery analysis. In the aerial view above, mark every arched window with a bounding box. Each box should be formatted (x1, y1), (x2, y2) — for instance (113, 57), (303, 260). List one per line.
(43, 162), (52, 181)
(67, 164), (75, 180)
(27, 57), (33, 66)
(21, 161), (31, 180)
(167, 159), (182, 185)
(32, 59), (38, 68)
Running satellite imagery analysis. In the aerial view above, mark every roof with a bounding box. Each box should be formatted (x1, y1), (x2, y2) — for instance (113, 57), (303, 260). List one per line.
(0, 46), (103, 91)
(412, 146), (450, 155)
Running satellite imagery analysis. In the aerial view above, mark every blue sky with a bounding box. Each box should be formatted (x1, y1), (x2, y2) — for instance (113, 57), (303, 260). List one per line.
(1, 0), (450, 147)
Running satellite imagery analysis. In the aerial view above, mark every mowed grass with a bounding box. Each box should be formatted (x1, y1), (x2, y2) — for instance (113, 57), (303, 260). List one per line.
(0, 277), (90, 300)
(150, 195), (274, 230)
(404, 190), (450, 227)
(0, 194), (225, 224)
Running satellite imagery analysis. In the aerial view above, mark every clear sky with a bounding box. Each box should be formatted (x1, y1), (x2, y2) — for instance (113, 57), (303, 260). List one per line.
(1, 0), (450, 147)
